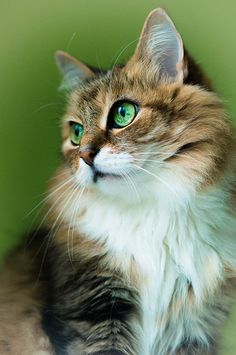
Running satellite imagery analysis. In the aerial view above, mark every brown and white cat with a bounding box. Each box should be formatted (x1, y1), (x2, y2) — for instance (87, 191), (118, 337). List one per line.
(0, 8), (236, 355)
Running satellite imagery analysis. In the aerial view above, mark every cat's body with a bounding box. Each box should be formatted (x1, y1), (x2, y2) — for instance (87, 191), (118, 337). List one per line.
(0, 8), (236, 355)
(44, 171), (236, 355)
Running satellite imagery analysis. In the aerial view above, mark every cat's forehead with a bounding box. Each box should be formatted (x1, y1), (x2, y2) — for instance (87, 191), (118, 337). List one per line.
(67, 67), (176, 122)
(71, 68), (136, 105)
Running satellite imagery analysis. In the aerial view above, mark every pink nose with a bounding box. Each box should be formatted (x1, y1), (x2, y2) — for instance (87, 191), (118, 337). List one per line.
(79, 150), (96, 166)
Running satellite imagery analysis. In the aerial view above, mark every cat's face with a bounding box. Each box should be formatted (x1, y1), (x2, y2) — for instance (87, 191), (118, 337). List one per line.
(57, 9), (231, 202)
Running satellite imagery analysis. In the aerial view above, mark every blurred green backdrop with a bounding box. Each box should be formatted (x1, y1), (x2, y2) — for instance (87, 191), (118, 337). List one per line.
(0, 1), (236, 353)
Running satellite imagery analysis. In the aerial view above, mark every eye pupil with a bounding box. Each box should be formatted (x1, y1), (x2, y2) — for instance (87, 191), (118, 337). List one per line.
(119, 106), (126, 117)
(74, 125), (81, 136)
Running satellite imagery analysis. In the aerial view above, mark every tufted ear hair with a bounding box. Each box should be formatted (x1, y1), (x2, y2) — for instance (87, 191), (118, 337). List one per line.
(55, 50), (95, 91)
(127, 8), (187, 83)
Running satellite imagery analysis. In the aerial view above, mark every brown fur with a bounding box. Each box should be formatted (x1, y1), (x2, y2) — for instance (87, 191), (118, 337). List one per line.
(0, 243), (54, 354)
(0, 8), (235, 355)
(63, 67), (233, 191)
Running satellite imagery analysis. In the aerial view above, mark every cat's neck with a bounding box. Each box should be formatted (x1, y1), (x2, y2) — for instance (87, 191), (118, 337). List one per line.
(52, 170), (236, 290)
(77, 179), (236, 270)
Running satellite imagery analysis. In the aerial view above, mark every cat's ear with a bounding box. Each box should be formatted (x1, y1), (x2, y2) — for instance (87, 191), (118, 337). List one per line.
(55, 51), (95, 91)
(128, 8), (187, 83)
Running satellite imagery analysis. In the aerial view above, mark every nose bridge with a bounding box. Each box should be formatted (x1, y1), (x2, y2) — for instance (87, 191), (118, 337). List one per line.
(80, 129), (107, 152)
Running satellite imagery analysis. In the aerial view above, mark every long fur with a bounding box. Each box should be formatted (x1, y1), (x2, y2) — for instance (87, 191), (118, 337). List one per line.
(0, 8), (236, 355)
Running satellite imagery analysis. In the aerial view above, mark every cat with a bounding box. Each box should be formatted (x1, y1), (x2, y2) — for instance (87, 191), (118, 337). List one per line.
(0, 7), (236, 355)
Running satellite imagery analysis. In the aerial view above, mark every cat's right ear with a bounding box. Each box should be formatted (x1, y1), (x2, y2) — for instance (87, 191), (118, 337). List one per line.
(55, 51), (95, 91)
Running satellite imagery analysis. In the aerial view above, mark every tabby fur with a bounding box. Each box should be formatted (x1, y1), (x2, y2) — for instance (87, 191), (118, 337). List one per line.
(0, 8), (236, 355)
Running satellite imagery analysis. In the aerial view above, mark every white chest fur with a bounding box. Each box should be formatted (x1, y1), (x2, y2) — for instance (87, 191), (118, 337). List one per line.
(74, 184), (236, 354)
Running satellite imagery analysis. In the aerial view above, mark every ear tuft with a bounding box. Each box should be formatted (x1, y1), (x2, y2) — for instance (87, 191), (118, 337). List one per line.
(55, 50), (94, 91)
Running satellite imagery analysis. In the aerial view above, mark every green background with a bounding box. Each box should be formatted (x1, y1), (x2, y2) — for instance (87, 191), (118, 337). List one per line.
(0, 1), (236, 353)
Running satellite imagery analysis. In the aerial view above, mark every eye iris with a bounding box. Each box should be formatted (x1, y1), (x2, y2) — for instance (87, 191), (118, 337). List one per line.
(114, 102), (136, 127)
(70, 123), (83, 145)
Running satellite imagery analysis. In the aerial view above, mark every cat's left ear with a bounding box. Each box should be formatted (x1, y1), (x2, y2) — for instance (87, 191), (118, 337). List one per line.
(55, 51), (95, 91)
(127, 8), (187, 83)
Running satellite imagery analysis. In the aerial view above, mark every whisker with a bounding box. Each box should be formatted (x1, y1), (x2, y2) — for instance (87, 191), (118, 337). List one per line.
(95, 51), (103, 74)
(111, 37), (139, 70)
(34, 183), (79, 285)
(111, 30), (153, 70)
(24, 175), (75, 219)
(133, 158), (164, 163)
(34, 102), (64, 113)
(48, 170), (70, 182)
(66, 32), (77, 52)
(120, 171), (136, 200)
(133, 164), (178, 197)
(25, 178), (76, 249)
(67, 186), (85, 263)
(133, 150), (203, 165)
(133, 151), (174, 156)
(122, 170), (141, 203)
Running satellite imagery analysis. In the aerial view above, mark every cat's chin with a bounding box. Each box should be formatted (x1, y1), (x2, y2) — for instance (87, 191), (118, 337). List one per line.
(75, 160), (158, 202)
(93, 174), (129, 194)
(88, 173), (140, 201)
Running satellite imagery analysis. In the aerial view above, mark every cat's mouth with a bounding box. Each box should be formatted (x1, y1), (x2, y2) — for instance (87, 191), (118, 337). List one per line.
(92, 169), (122, 183)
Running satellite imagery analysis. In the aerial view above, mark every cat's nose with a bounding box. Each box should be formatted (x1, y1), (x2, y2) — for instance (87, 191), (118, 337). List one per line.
(79, 150), (97, 166)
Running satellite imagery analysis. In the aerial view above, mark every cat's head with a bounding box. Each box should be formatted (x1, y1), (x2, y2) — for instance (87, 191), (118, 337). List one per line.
(55, 8), (232, 203)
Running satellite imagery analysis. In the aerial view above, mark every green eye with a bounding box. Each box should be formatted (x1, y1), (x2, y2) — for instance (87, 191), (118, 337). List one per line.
(70, 122), (84, 145)
(109, 101), (138, 128)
